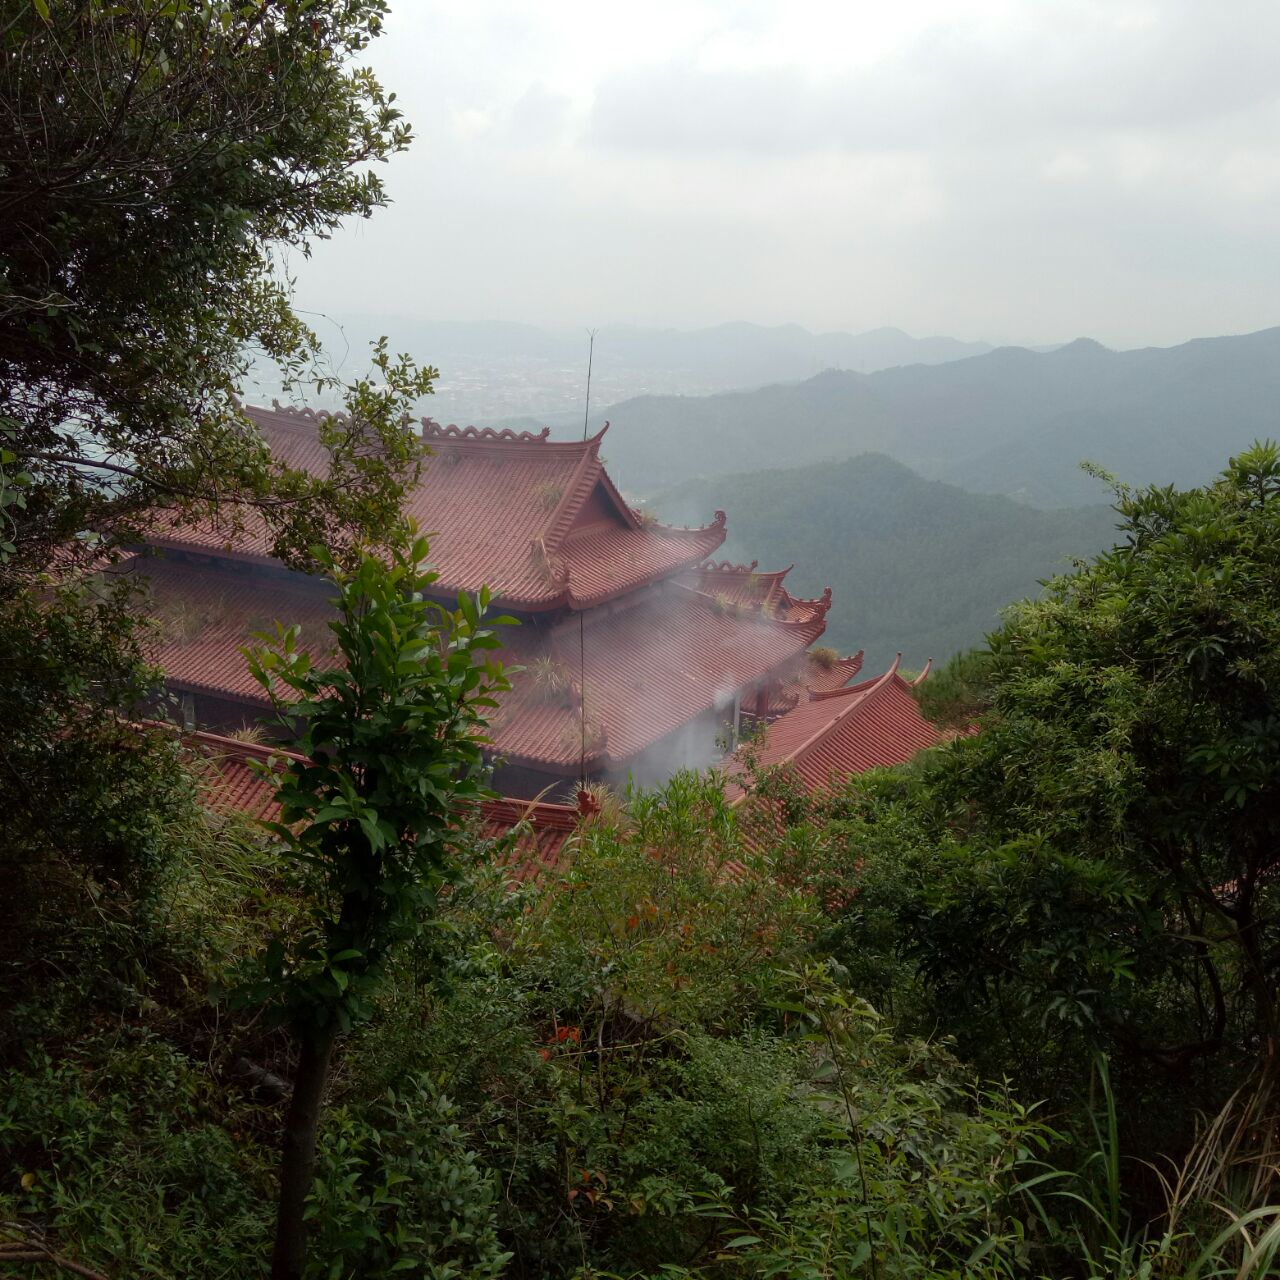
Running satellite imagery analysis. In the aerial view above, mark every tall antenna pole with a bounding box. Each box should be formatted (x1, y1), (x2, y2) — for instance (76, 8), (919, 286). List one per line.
(578, 329), (597, 784)
(582, 328), (596, 442)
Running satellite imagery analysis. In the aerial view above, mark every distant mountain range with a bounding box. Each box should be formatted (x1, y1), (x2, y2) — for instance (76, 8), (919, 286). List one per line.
(395, 319), (995, 382)
(544, 327), (1280, 506)
(266, 319), (1000, 425)
(654, 455), (1120, 670)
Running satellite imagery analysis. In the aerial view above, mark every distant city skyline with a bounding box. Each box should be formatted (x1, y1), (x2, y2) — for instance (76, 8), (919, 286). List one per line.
(290, 0), (1280, 355)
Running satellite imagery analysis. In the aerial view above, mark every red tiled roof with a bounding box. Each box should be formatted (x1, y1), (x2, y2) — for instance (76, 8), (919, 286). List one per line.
(806, 651), (866, 695)
(134, 553), (829, 774)
(183, 729), (305, 823)
(490, 582), (829, 771)
(476, 796), (581, 883)
(151, 405), (727, 610)
(144, 404), (337, 564)
(744, 647), (863, 719)
(178, 727), (581, 880)
(678, 559), (832, 625)
(128, 553), (337, 704)
(728, 657), (943, 800)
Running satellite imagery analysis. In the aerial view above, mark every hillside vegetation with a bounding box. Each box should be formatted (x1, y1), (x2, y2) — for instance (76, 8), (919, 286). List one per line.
(8, 448), (1280, 1278)
(655, 453), (1118, 668)
(587, 327), (1280, 505)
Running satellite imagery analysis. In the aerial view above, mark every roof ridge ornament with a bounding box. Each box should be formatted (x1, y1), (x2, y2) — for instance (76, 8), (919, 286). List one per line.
(421, 420), (553, 444)
(264, 400), (347, 427)
(698, 557), (759, 574)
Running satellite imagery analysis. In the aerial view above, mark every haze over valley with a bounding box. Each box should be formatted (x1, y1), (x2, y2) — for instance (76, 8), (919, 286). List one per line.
(553, 325), (1280, 506)
(252, 318), (1002, 425)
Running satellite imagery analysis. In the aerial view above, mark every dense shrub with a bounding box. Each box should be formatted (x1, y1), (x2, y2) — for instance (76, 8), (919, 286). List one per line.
(0, 1037), (274, 1278)
(329, 774), (1064, 1279)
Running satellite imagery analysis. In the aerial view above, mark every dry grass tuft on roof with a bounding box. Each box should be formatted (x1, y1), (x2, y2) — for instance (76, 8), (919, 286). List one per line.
(527, 656), (576, 708)
(808, 645), (840, 671)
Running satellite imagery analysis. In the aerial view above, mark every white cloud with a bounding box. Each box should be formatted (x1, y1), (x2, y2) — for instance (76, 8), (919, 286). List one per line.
(292, 0), (1280, 349)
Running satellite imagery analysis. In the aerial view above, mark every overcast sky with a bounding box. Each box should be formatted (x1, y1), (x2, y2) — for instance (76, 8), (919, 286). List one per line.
(291, 0), (1280, 351)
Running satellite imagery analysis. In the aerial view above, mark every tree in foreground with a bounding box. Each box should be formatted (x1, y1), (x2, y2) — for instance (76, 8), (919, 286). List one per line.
(241, 531), (509, 1280)
(846, 443), (1280, 1149)
(1, 0), (431, 578)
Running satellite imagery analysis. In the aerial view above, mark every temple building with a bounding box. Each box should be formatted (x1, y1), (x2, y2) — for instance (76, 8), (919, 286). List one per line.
(130, 404), (878, 801)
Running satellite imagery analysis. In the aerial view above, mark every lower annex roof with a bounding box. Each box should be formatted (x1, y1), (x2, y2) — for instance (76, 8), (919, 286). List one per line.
(493, 581), (830, 770)
(727, 657), (943, 801)
(180, 726), (580, 883)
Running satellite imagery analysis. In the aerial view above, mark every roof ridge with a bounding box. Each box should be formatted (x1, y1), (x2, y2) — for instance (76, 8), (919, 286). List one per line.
(481, 796), (581, 830)
(780, 654), (901, 769)
(698, 558), (761, 574)
(643, 510), (728, 536)
(694, 558), (795, 583)
(421, 420), (553, 445)
(246, 400), (348, 430)
(143, 721), (310, 767)
(540, 440), (614, 552)
(790, 585), (833, 612)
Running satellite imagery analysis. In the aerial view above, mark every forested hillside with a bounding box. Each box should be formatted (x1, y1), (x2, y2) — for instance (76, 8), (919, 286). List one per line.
(655, 453), (1118, 668)
(589, 327), (1280, 504)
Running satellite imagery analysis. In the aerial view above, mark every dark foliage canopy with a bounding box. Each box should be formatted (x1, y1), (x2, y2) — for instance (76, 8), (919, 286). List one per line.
(0, 0), (431, 578)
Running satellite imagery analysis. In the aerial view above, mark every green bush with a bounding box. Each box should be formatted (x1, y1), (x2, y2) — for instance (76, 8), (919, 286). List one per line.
(308, 1076), (511, 1280)
(0, 1036), (274, 1279)
(329, 774), (1068, 1280)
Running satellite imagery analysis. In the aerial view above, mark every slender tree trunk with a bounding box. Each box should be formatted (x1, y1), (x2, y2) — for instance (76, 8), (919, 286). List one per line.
(271, 1027), (337, 1280)
(1233, 888), (1278, 1059)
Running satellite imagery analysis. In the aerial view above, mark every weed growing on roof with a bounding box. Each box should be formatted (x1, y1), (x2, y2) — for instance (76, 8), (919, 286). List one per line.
(151, 591), (228, 643)
(533, 480), (563, 511)
(225, 724), (270, 745)
(808, 644), (839, 670)
(577, 780), (624, 825)
(558, 709), (606, 755)
(526, 654), (575, 707)
(530, 539), (561, 588)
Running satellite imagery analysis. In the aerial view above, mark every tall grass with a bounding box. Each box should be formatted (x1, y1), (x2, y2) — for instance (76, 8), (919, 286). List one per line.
(1056, 1058), (1280, 1280)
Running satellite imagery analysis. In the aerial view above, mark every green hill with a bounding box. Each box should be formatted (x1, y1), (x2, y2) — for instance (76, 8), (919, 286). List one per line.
(590, 327), (1280, 505)
(654, 454), (1119, 670)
